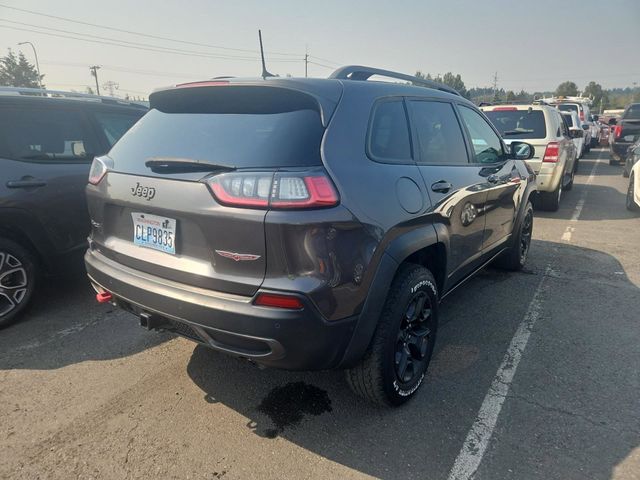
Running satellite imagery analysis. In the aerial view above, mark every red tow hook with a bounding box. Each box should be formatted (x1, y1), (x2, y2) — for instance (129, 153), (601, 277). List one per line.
(96, 291), (113, 303)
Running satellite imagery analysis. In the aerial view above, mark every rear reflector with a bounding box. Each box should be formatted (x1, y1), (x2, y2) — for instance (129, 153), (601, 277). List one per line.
(543, 142), (559, 163)
(96, 291), (112, 303)
(204, 170), (339, 209)
(254, 293), (304, 310)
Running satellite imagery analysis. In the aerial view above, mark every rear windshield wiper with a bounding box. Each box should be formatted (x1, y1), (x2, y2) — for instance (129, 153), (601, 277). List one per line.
(145, 157), (233, 172)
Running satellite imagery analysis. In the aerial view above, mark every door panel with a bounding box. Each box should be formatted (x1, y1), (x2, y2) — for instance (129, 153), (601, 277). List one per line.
(0, 106), (101, 253)
(407, 100), (489, 286)
(456, 104), (519, 255)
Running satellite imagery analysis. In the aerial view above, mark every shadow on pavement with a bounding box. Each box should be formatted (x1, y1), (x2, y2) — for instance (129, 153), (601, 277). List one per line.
(186, 241), (639, 480)
(0, 270), (171, 370)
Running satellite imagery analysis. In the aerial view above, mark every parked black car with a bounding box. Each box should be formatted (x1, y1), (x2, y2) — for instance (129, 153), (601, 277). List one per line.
(0, 88), (146, 327)
(610, 103), (640, 166)
(85, 67), (536, 405)
(623, 139), (640, 178)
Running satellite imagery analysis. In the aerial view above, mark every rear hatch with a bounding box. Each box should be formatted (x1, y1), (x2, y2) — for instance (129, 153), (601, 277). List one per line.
(483, 107), (548, 172)
(87, 82), (341, 296)
(619, 104), (640, 144)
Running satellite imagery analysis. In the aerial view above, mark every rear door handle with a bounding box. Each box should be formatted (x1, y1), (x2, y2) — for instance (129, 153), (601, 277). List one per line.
(431, 181), (453, 193)
(6, 179), (47, 188)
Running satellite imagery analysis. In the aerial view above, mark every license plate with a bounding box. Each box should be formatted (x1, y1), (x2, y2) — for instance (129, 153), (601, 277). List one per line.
(132, 212), (176, 254)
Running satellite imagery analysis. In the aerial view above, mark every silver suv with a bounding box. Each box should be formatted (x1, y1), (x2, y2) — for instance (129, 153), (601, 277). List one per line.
(482, 103), (578, 211)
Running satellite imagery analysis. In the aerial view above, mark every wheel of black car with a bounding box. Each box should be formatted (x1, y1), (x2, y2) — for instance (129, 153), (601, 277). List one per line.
(496, 201), (533, 271)
(0, 238), (37, 329)
(346, 264), (438, 406)
(627, 174), (639, 212)
(609, 158), (619, 166)
(622, 165), (630, 178)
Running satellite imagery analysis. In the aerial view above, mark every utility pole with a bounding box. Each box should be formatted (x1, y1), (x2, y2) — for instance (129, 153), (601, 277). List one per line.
(304, 53), (308, 78)
(89, 66), (101, 95)
(492, 71), (499, 99)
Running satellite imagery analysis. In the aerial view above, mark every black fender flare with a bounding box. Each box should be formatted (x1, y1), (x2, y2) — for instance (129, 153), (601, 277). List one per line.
(337, 223), (441, 368)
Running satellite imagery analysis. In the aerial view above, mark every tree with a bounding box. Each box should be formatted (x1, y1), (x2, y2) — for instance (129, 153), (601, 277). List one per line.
(0, 49), (44, 88)
(555, 81), (578, 97)
(506, 90), (516, 101)
(415, 70), (468, 98)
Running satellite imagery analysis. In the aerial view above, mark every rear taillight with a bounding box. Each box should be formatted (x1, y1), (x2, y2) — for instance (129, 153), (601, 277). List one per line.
(613, 125), (623, 138)
(579, 111), (585, 122)
(204, 170), (339, 209)
(88, 156), (111, 185)
(543, 142), (559, 163)
(254, 292), (304, 310)
(493, 107), (518, 111)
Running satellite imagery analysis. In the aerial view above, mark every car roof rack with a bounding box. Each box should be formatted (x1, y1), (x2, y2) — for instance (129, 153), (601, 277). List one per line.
(0, 86), (148, 108)
(329, 65), (461, 97)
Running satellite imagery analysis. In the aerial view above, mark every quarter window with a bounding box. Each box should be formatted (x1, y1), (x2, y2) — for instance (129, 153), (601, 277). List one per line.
(368, 99), (412, 162)
(409, 101), (468, 164)
(458, 106), (505, 164)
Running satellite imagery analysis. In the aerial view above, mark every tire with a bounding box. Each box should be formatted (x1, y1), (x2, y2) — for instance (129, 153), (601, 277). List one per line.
(537, 180), (562, 212)
(0, 238), (37, 329)
(622, 164), (630, 178)
(495, 201), (533, 271)
(627, 174), (640, 212)
(609, 158), (619, 166)
(564, 168), (575, 191)
(346, 264), (438, 406)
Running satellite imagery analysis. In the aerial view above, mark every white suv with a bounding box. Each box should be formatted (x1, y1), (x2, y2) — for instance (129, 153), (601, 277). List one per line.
(547, 97), (599, 149)
(482, 104), (578, 211)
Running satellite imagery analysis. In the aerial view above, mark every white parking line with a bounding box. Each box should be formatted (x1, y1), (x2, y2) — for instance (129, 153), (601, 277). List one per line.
(446, 267), (549, 480)
(448, 148), (607, 479)
(561, 150), (604, 241)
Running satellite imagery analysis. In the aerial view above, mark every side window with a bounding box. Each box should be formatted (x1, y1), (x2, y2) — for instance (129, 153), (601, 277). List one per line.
(0, 107), (99, 162)
(558, 113), (569, 137)
(367, 99), (412, 162)
(458, 105), (505, 164)
(409, 100), (468, 165)
(93, 111), (144, 147)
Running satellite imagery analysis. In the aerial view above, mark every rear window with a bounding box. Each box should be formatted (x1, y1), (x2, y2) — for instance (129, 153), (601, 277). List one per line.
(484, 109), (547, 139)
(557, 104), (579, 115)
(108, 87), (324, 171)
(624, 104), (640, 120)
(0, 106), (99, 162)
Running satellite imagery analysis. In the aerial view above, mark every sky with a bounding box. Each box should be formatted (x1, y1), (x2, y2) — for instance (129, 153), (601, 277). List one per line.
(1, 0), (639, 98)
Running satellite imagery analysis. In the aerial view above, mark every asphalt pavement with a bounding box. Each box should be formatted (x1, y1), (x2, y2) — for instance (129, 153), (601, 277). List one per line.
(1, 148), (638, 480)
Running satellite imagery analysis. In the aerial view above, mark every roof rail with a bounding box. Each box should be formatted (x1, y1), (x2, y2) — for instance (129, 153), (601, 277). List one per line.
(329, 65), (461, 97)
(0, 86), (148, 108)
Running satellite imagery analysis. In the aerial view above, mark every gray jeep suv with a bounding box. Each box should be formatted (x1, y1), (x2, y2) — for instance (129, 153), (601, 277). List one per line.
(85, 66), (536, 405)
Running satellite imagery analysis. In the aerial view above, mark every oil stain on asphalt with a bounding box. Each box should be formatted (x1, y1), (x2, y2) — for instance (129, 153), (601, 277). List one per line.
(257, 382), (332, 438)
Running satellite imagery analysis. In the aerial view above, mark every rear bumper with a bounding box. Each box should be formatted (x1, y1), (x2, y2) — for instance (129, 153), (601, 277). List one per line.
(534, 166), (563, 193)
(85, 249), (357, 370)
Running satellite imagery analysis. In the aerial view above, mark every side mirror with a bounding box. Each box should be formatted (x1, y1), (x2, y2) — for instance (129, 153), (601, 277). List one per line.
(609, 118), (617, 126)
(509, 141), (534, 160)
(570, 129), (584, 138)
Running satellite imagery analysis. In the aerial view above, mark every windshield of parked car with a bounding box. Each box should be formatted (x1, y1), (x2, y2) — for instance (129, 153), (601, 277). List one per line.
(557, 104), (580, 116)
(484, 110), (546, 139)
